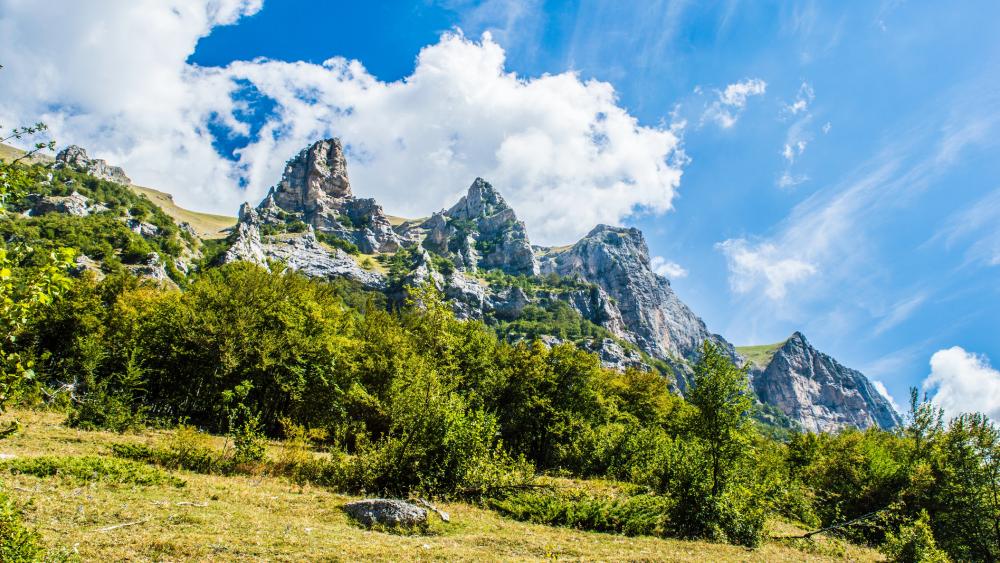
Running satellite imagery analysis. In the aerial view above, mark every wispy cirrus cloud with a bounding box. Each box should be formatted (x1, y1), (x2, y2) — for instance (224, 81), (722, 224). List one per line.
(929, 187), (1000, 267)
(701, 78), (767, 129)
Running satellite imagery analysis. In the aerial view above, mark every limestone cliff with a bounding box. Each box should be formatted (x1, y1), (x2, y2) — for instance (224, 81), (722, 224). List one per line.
(748, 332), (902, 432)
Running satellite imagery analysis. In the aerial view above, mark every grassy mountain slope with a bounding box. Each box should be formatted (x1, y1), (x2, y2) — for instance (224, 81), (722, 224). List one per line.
(0, 142), (234, 239)
(129, 184), (234, 239)
(737, 340), (788, 370)
(0, 410), (878, 562)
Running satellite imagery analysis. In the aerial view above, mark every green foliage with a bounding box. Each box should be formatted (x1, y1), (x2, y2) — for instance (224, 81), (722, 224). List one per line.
(0, 487), (45, 562)
(492, 299), (615, 344)
(489, 490), (674, 537)
(66, 386), (146, 432)
(316, 231), (361, 255)
(4, 165), (186, 265)
(0, 244), (74, 417)
(479, 269), (593, 294)
(223, 380), (267, 465)
(2, 455), (184, 487)
(687, 341), (755, 496)
(883, 511), (950, 563)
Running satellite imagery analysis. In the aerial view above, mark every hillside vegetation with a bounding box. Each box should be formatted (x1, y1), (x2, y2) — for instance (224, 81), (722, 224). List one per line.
(1, 139), (997, 562)
(0, 410), (881, 561)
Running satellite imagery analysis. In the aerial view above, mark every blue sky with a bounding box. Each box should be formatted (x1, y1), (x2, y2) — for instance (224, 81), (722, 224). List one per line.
(2, 0), (999, 417)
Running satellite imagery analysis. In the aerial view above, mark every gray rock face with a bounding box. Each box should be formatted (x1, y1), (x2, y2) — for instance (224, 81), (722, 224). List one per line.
(272, 139), (351, 211)
(223, 206), (268, 266)
(55, 145), (132, 185)
(416, 178), (538, 276)
(222, 204), (384, 289)
(539, 225), (737, 365)
(587, 338), (648, 372)
(262, 138), (400, 253)
(125, 252), (177, 288)
(342, 499), (427, 528)
(29, 191), (93, 216)
(266, 230), (385, 289)
(751, 332), (902, 432)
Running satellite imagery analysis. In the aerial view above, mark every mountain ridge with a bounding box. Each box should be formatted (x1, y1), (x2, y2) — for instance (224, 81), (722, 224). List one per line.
(8, 138), (901, 431)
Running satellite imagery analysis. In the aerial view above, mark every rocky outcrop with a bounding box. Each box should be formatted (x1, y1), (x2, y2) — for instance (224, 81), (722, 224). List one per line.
(414, 178), (538, 276)
(342, 499), (427, 528)
(259, 138), (400, 253)
(222, 204), (268, 266)
(55, 145), (131, 185)
(125, 252), (178, 289)
(28, 191), (94, 216)
(751, 332), (902, 432)
(539, 225), (737, 365)
(264, 229), (385, 289)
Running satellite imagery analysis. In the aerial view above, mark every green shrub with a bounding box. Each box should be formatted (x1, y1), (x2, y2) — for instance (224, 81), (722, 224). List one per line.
(111, 425), (225, 475)
(3, 455), (184, 487)
(883, 511), (950, 563)
(0, 487), (44, 562)
(223, 380), (267, 465)
(490, 490), (674, 537)
(67, 389), (145, 432)
(316, 232), (361, 255)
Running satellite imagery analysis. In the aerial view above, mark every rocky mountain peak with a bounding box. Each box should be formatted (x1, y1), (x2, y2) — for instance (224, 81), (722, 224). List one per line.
(447, 177), (510, 220)
(751, 332), (902, 432)
(271, 138), (351, 213)
(540, 222), (737, 373)
(417, 178), (538, 276)
(248, 138), (400, 254)
(55, 145), (131, 185)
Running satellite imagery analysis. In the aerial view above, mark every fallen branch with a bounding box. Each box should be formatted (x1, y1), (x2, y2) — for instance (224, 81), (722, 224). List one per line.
(176, 501), (208, 507)
(775, 510), (884, 540)
(96, 517), (151, 532)
(413, 498), (450, 523)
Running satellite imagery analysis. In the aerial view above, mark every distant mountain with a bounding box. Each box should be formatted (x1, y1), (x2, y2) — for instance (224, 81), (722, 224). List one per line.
(14, 137), (902, 432)
(740, 332), (902, 432)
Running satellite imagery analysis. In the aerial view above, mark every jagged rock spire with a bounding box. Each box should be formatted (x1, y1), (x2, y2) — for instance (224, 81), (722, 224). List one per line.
(271, 138), (351, 213)
(55, 145), (131, 185)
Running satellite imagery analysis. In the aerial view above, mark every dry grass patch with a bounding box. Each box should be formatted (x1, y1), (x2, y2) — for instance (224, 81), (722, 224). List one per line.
(0, 411), (882, 561)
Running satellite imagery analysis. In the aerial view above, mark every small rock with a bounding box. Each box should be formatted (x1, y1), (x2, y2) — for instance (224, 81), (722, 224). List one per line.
(342, 498), (427, 528)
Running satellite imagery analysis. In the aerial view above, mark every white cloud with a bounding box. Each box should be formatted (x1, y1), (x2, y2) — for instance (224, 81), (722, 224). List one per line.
(822, 122), (832, 134)
(702, 78), (766, 129)
(782, 140), (808, 163)
(872, 380), (903, 415)
(777, 171), (809, 188)
(0, 2), (686, 246)
(715, 239), (817, 300)
(784, 81), (814, 115)
(924, 347), (1000, 421)
(650, 256), (688, 279)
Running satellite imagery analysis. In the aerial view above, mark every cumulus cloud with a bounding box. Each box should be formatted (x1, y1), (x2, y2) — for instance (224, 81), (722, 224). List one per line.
(715, 239), (817, 300)
(924, 347), (1000, 421)
(0, 1), (686, 246)
(650, 256), (688, 279)
(702, 78), (766, 129)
